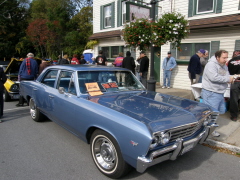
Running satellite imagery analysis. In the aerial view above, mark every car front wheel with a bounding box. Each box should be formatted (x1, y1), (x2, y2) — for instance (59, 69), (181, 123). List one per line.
(29, 98), (44, 122)
(90, 130), (131, 179)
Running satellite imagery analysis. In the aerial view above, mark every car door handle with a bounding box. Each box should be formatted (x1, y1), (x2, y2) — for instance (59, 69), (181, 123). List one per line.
(33, 88), (38, 91)
(49, 95), (54, 98)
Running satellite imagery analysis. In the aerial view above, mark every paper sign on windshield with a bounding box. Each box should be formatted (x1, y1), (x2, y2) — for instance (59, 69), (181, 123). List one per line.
(85, 82), (103, 96)
(101, 82), (118, 90)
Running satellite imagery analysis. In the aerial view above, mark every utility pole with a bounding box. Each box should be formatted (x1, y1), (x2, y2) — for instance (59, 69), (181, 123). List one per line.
(147, 0), (157, 91)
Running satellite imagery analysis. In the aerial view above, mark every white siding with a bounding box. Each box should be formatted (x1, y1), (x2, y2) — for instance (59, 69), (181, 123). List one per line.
(159, 0), (240, 19)
(98, 37), (124, 46)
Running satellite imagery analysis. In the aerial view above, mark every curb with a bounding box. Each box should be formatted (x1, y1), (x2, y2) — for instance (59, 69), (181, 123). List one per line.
(205, 139), (240, 153)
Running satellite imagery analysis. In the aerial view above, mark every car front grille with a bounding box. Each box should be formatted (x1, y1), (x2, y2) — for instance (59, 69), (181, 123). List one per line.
(169, 121), (204, 142)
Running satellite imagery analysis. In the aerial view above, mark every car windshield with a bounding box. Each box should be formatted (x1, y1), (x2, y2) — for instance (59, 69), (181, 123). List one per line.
(77, 71), (145, 94)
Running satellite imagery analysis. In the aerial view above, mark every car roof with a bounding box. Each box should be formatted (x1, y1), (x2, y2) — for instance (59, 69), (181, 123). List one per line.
(46, 64), (130, 71)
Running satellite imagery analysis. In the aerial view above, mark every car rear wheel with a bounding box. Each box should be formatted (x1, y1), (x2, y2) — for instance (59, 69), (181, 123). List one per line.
(4, 89), (11, 102)
(29, 98), (44, 122)
(90, 130), (131, 179)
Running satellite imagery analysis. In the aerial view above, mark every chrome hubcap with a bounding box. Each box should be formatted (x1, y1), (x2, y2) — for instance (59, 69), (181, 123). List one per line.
(94, 137), (116, 170)
(29, 100), (36, 118)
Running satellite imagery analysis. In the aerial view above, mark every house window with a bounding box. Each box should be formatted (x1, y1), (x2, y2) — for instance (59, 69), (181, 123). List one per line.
(122, 1), (126, 24)
(177, 43), (210, 61)
(111, 46), (120, 58)
(196, 0), (214, 14)
(104, 5), (112, 28)
(188, 0), (222, 17)
(101, 2), (115, 29)
(100, 46), (124, 59)
(102, 47), (109, 58)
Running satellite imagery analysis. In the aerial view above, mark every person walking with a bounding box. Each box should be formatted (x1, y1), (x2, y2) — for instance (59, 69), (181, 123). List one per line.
(188, 49), (205, 84)
(139, 51), (149, 88)
(201, 50), (234, 136)
(122, 51), (136, 74)
(95, 50), (108, 65)
(162, 51), (176, 89)
(71, 54), (80, 65)
(227, 50), (240, 121)
(17, 53), (39, 106)
(0, 66), (7, 122)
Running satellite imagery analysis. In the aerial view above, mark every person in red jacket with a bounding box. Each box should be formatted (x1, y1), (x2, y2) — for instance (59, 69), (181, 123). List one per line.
(71, 54), (80, 65)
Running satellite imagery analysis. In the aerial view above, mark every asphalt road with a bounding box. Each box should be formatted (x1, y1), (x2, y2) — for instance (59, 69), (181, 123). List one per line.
(1, 101), (240, 180)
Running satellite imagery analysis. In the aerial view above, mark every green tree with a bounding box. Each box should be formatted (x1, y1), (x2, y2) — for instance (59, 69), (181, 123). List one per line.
(64, 6), (93, 55)
(28, 0), (76, 58)
(0, 0), (30, 59)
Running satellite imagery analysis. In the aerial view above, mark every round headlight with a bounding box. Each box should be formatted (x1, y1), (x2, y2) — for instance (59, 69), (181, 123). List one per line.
(150, 135), (159, 149)
(203, 116), (211, 126)
(160, 132), (171, 145)
(10, 84), (19, 92)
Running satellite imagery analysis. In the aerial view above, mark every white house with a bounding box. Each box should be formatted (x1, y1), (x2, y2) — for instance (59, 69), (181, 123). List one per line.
(90, 0), (240, 90)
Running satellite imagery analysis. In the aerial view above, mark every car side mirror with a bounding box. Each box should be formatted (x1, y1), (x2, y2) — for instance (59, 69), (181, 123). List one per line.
(58, 87), (65, 94)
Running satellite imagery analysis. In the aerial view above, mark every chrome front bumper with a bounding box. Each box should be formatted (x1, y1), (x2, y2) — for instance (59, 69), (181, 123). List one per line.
(136, 123), (218, 173)
(9, 92), (20, 99)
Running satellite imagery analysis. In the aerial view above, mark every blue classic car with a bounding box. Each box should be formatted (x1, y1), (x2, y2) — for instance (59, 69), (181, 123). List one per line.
(20, 65), (219, 178)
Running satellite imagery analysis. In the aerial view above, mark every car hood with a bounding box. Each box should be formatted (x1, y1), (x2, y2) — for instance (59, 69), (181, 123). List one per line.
(4, 58), (23, 74)
(88, 91), (212, 132)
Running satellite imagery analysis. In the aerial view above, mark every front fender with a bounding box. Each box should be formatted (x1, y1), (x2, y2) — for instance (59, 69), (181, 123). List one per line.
(80, 99), (153, 168)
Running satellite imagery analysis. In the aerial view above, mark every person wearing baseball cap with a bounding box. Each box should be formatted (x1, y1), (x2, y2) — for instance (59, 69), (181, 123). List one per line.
(162, 51), (176, 89)
(187, 49), (205, 84)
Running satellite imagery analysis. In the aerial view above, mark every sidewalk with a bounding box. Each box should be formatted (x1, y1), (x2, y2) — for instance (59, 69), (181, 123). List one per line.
(155, 85), (240, 153)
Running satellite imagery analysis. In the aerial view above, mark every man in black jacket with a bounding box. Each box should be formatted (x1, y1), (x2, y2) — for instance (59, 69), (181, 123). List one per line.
(0, 67), (7, 122)
(58, 54), (70, 64)
(187, 49), (205, 84)
(139, 51), (149, 88)
(122, 51), (136, 74)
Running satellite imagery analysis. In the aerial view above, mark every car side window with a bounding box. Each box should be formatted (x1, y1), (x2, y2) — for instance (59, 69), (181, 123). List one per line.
(41, 70), (58, 87)
(57, 71), (76, 95)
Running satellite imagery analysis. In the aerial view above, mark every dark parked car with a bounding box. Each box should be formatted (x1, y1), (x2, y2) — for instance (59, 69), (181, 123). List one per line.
(20, 65), (219, 178)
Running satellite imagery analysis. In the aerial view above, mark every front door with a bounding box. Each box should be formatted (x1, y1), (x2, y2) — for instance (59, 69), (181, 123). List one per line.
(154, 47), (161, 82)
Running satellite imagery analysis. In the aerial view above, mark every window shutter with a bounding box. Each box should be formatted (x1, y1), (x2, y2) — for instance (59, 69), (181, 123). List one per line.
(117, 0), (121, 27)
(100, 6), (103, 30)
(188, 0), (193, 17)
(235, 40), (240, 50)
(170, 43), (177, 59)
(210, 41), (220, 57)
(216, 0), (223, 13)
(111, 2), (115, 28)
(155, 2), (159, 19)
(239, 1), (240, 10)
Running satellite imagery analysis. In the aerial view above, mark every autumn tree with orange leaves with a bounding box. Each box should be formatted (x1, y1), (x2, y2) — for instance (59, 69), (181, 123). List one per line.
(26, 19), (60, 58)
